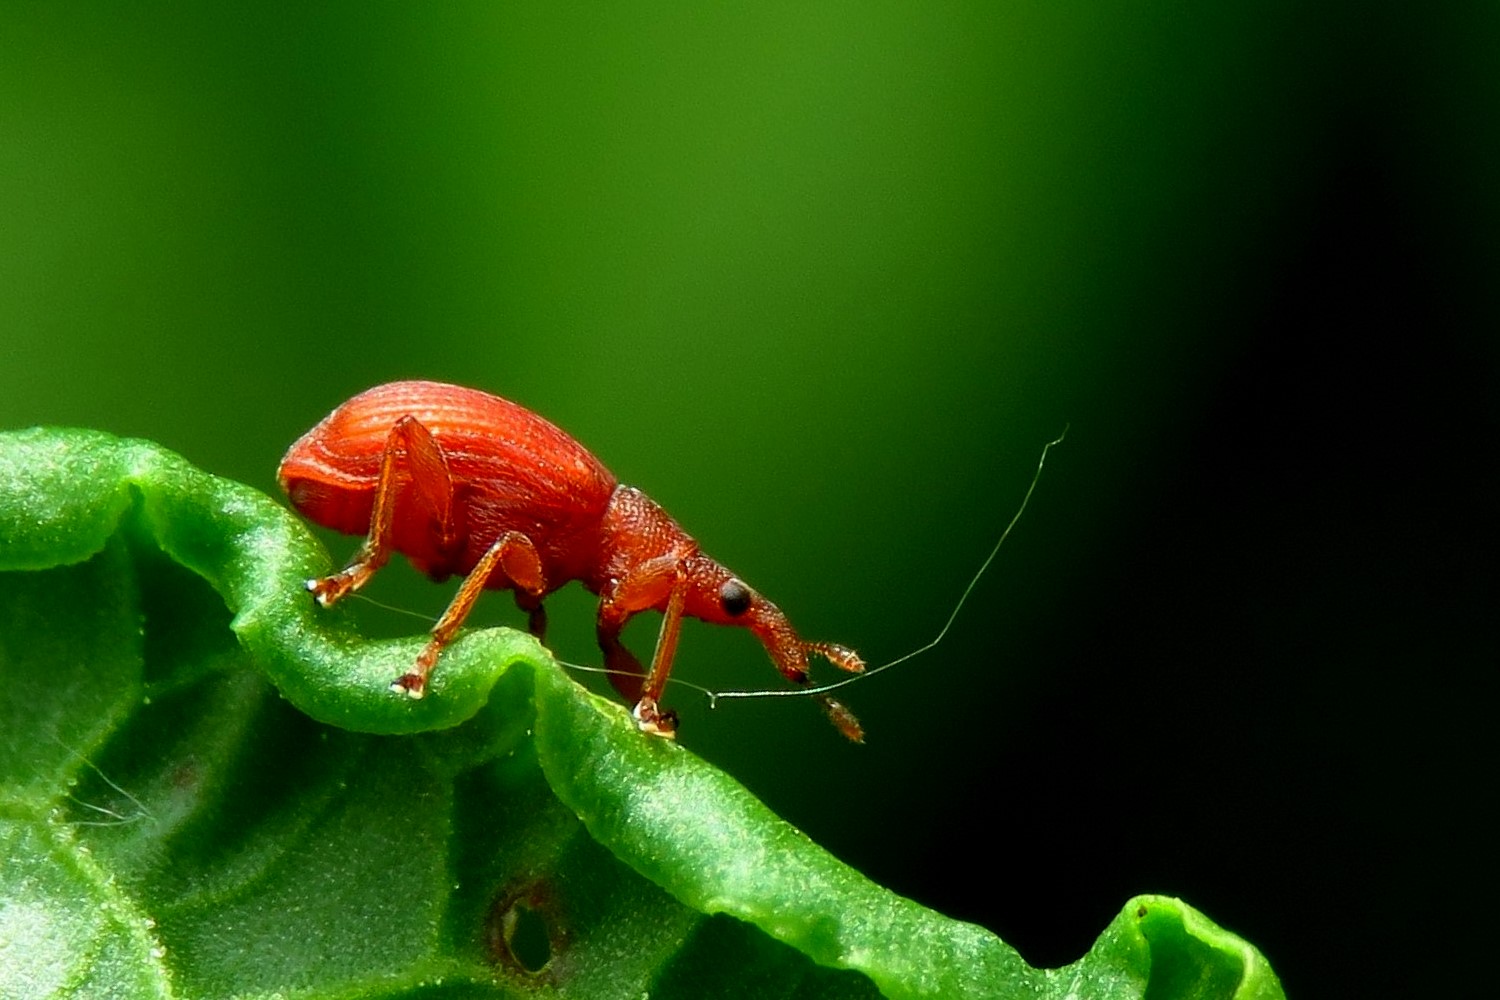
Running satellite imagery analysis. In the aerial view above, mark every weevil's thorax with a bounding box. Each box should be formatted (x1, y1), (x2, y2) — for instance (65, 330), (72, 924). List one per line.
(591, 485), (700, 593)
(592, 485), (811, 681)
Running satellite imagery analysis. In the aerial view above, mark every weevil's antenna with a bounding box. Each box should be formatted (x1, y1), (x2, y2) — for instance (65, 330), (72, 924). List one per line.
(708, 424), (1068, 704)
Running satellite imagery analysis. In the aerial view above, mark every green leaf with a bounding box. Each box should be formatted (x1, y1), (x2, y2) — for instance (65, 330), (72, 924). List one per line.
(0, 427), (1283, 999)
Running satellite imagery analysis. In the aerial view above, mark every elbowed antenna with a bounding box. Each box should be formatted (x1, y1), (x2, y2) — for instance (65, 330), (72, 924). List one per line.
(741, 599), (867, 741)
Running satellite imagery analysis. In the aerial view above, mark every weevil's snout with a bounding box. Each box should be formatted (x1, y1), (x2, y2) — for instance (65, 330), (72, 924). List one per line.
(686, 558), (866, 739)
(744, 604), (811, 685)
(747, 604), (865, 684)
(748, 601), (869, 744)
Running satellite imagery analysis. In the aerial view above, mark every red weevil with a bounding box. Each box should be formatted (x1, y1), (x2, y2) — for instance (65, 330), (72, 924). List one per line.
(277, 380), (866, 739)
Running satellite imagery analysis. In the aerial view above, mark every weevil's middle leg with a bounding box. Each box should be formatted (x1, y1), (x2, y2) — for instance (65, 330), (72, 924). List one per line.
(392, 530), (546, 698)
(596, 621), (645, 704)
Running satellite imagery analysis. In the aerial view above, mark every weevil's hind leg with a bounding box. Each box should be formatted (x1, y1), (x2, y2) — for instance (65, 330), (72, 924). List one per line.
(392, 530), (546, 698)
(596, 622), (645, 704)
(309, 415), (455, 607)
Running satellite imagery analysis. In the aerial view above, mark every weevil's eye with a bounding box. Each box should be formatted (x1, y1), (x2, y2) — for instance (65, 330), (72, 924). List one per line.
(719, 579), (752, 617)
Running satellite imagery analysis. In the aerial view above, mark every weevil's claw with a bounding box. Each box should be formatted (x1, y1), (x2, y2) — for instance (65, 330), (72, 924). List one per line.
(304, 577), (328, 605)
(390, 674), (426, 699)
(631, 697), (679, 739)
(306, 575), (346, 608)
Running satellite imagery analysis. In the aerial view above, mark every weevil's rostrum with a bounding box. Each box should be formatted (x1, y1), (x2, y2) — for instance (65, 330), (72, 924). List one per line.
(278, 380), (864, 739)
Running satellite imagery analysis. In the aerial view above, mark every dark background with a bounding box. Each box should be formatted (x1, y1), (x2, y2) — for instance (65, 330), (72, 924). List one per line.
(3, 6), (1495, 997)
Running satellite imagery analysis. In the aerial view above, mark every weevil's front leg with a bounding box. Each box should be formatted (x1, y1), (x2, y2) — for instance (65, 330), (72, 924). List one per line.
(595, 553), (688, 737)
(392, 530), (546, 698)
(634, 577), (688, 737)
(309, 415), (454, 607)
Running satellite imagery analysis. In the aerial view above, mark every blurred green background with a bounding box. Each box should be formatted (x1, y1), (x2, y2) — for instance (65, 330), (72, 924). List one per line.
(3, 4), (1495, 997)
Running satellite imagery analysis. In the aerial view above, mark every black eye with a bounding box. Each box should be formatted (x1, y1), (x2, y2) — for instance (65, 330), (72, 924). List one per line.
(719, 579), (752, 617)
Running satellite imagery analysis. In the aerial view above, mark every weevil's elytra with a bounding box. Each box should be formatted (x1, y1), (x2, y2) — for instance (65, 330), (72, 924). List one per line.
(278, 380), (865, 739)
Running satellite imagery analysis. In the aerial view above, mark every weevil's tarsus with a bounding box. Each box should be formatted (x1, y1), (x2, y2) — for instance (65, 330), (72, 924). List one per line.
(631, 697), (680, 739)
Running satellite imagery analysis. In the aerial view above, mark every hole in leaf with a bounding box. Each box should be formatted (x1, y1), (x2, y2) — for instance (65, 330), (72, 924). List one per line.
(504, 901), (551, 972)
(487, 881), (563, 976)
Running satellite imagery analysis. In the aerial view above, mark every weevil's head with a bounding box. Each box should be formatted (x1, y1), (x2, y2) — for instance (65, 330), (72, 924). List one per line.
(683, 555), (867, 742)
(597, 486), (868, 740)
(683, 553), (866, 685)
